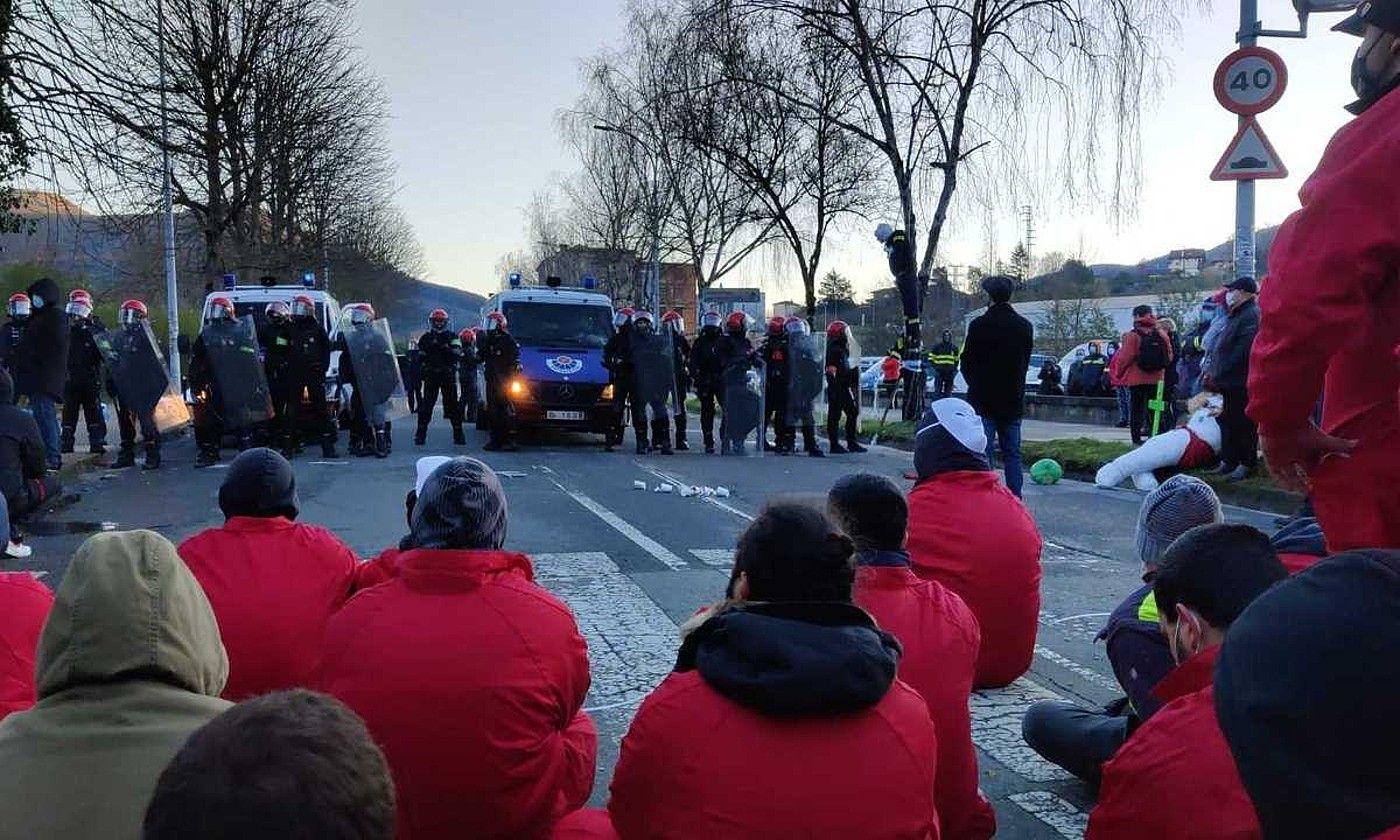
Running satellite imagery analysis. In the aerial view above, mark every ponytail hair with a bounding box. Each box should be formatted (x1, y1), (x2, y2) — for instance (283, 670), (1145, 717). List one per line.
(733, 501), (856, 603)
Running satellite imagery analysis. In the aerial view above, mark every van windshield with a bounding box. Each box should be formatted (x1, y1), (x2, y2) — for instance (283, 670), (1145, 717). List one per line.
(502, 301), (612, 349)
(223, 301), (329, 334)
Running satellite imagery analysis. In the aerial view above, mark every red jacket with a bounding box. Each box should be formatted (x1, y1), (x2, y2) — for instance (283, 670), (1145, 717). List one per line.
(0, 573), (52, 721)
(600, 671), (937, 839)
(854, 562), (995, 840)
(314, 549), (596, 840)
(882, 356), (902, 382)
(1110, 316), (1173, 388)
(1248, 89), (1400, 552)
(907, 471), (1043, 688)
(178, 516), (357, 700)
(1087, 646), (1260, 839)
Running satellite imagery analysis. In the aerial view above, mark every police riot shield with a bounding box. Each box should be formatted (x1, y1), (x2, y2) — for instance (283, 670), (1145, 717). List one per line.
(630, 329), (681, 424)
(786, 332), (824, 427)
(721, 344), (765, 457)
(96, 321), (190, 433)
(200, 316), (272, 431)
(342, 317), (410, 425)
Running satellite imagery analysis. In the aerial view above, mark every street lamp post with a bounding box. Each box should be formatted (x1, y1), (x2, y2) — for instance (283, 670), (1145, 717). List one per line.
(157, 0), (181, 383)
(593, 124), (661, 314)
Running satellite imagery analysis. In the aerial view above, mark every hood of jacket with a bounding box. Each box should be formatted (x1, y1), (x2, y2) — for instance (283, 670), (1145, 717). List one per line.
(35, 530), (227, 700)
(218, 448), (299, 520)
(25, 278), (60, 311)
(677, 601), (901, 717)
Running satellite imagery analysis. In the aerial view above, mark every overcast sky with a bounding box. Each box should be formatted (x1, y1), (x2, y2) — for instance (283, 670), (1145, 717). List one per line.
(354, 1), (1361, 299)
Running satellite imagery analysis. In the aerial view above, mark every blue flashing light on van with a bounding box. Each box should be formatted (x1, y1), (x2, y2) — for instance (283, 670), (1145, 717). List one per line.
(478, 282), (618, 439)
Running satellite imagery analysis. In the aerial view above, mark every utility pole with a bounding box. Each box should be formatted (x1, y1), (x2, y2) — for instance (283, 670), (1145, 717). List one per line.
(1021, 205), (1035, 280)
(158, 0), (181, 382)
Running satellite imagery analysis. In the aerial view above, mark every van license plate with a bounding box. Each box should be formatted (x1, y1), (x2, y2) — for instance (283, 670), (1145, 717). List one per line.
(547, 410), (586, 421)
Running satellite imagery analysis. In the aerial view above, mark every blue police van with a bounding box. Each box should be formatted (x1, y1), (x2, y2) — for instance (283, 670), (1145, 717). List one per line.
(477, 277), (617, 440)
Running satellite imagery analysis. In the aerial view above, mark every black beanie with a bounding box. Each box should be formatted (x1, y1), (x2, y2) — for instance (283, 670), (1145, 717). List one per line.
(406, 457), (508, 551)
(1215, 551), (1400, 840)
(218, 448), (300, 521)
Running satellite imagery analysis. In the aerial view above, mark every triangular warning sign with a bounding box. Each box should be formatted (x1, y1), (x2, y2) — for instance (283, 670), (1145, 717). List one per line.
(1211, 118), (1288, 181)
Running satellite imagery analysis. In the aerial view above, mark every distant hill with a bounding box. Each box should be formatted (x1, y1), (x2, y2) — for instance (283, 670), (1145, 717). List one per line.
(383, 279), (485, 332)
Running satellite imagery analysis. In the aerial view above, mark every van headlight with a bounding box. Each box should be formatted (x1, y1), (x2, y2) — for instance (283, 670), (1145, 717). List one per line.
(508, 378), (528, 398)
(601, 384), (614, 401)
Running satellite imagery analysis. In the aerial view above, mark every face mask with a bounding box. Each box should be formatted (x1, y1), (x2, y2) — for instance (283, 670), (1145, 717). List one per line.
(1350, 35), (1396, 113)
(30, 296), (43, 309)
(1167, 610), (1199, 666)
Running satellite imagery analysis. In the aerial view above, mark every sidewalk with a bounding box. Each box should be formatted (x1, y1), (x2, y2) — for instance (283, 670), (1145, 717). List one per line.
(1020, 419), (1132, 443)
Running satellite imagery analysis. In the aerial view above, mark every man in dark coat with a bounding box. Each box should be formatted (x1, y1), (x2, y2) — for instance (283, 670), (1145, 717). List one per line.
(960, 275), (1033, 497)
(12, 278), (68, 470)
(1204, 277), (1261, 482)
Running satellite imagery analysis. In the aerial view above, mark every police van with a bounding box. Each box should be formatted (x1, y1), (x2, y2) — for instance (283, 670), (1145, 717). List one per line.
(477, 276), (616, 440)
(192, 273), (343, 413)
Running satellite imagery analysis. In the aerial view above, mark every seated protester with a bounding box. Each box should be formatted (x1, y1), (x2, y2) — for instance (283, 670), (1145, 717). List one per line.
(555, 502), (940, 840)
(1023, 475), (1223, 785)
(905, 398), (1043, 688)
(0, 572), (53, 721)
(144, 689), (395, 840)
(1268, 515), (1328, 575)
(179, 448), (357, 700)
(315, 457), (596, 840)
(1215, 551), (1400, 840)
(1086, 524), (1287, 839)
(0, 368), (59, 548)
(0, 530), (231, 840)
(352, 455), (451, 592)
(829, 473), (994, 840)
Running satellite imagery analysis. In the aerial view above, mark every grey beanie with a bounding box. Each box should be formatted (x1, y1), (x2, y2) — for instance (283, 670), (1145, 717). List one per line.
(407, 457), (509, 551)
(1135, 475), (1224, 570)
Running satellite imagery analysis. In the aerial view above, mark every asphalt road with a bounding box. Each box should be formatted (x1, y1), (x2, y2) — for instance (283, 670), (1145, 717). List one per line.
(5, 415), (1277, 840)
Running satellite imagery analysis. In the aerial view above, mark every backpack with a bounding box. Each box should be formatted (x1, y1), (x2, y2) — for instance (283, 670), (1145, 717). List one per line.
(1136, 329), (1169, 373)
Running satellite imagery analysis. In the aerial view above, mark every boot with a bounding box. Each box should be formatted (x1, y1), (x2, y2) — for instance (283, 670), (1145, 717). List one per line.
(452, 424), (466, 446)
(846, 439), (868, 454)
(142, 443), (161, 470)
(635, 436), (649, 455)
(654, 421), (673, 455)
(829, 441), (849, 454)
(195, 448), (220, 468)
(414, 425), (427, 446)
(112, 444), (136, 469)
(60, 430), (75, 454)
(674, 414), (689, 450)
(720, 439), (731, 456)
(321, 438), (339, 459)
(374, 428), (390, 459)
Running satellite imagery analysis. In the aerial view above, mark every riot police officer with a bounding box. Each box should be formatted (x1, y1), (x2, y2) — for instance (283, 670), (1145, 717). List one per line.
(415, 308), (465, 446)
(280, 295), (337, 459)
(660, 311), (691, 451)
(759, 316), (788, 452)
(689, 311), (725, 454)
(61, 291), (107, 455)
(335, 303), (393, 458)
(825, 320), (866, 454)
(458, 328), (480, 424)
(189, 296), (258, 467)
(602, 307), (635, 452)
(480, 311), (520, 452)
(110, 300), (162, 470)
(0, 293), (28, 374)
(716, 312), (762, 455)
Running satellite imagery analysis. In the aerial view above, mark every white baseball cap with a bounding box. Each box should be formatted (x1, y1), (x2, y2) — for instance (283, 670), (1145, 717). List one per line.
(414, 456), (452, 497)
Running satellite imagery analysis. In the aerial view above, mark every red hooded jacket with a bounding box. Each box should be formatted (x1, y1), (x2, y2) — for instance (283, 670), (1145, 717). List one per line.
(0, 573), (52, 721)
(1111, 315), (1173, 388)
(906, 471), (1043, 688)
(1087, 646), (1260, 839)
(1247, 89), (1400, 553)
(178, 516), (357, 700)
(314, 549), (596, 840)
(854, 562), (995, 839)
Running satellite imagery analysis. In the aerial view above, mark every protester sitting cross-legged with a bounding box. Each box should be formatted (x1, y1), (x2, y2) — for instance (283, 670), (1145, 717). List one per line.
(314, 457), (596, 840)
(0, 572), (53, 722)
(1022, 475), (1223, 786)
(0, 368), (59, 553)
(830, 473), (995, 840)
(553, 502), (940, 840)
(178, 447), (358, 700)
(905, 398), (1043, 688)
(144, 689), (395, 840)
(1085, 524), (1287, 839)
(0, 530), (231, 840)
(1215, 550), (1400, 840)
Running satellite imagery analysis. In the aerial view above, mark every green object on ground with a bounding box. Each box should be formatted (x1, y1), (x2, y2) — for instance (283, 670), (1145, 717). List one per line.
(1030, 458), (1064, 485)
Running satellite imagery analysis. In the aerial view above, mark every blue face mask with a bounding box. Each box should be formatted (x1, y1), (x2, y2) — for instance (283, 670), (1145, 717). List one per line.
(30, 295), (43, 309)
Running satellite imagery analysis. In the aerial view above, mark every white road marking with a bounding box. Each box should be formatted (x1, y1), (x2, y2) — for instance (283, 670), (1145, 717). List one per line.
(309, 460), (350, 466)
(689, 549), (734, 568)
(1009, 791), (1090, 840)
(1045, 612), (1111, 625)
(1041, 541), (1106, 567)
(1034, 645), (1121, 693)
(534, 552), (680, 713)
(970, 677), (1075, 783)
(544, 479), (688, 570)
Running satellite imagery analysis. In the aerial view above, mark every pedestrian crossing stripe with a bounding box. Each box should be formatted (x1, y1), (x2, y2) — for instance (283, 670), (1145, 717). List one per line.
(689, 549), (733, 568)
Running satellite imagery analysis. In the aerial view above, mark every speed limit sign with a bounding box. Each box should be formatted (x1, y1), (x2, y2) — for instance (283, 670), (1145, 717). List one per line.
(1214, 47), (1288, 116)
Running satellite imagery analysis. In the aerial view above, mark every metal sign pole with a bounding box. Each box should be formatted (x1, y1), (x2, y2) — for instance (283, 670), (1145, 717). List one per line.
(158, 0), (181, 383)
(1235, 0), (1259, 282)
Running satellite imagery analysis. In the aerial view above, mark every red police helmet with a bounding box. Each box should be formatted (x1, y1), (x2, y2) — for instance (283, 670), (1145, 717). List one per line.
(266, 301), (290, 320)
(661, 310), (684, 333)
(208, 296), (235, 321)
(348, 303), (375, 326)
(290, 295), (315, 318)
(7, 293), (29, 317)
(459, 327), (476, 344)
(701, 310), (723, 329)
(486, 311), (508, 331)
(767, 316), (786, 335)
(725, 311), (750, 333)
(69, 288), (91, 303)
(784, 316), (810, 335)
(826, 320), (849, 338)
(430, 308), (448, 322)
(119, 299), (148, 326)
